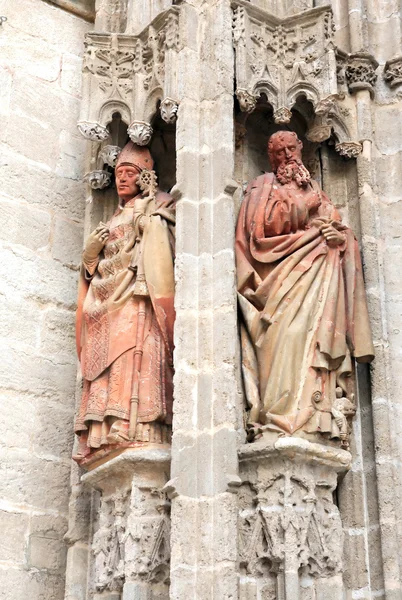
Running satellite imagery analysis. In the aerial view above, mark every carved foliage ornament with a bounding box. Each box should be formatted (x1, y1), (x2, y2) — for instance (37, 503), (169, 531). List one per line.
(100, 145), (122, 168)
(345, 52), (378, 97)
(93, 488), (171, 593)
(78, 121), (110, 142)
(160, 97), (179, 124)
(84, 34), (135, 100)
(384, 56), (402, 88)
(238, 474), (343, 579)
(84, 170), (112, 190)
(232, 3), (337, 115)
(127, 121), (153, 146)
(335, 141), (363, 159)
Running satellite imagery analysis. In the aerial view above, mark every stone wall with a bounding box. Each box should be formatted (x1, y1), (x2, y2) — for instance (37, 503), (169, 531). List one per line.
(0, 2), (89, 598)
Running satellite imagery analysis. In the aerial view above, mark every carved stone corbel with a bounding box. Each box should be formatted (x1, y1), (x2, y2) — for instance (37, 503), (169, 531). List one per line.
(84, 170), (112, 189)
(160, 98), (179, 124)
(384, 56), (402, 88)
(273, 107), (292, 124)
(127, 121), (153, 146)
(345, 52), (378, 97)
(100, 145), (121, 168)
(238, 437), (350, 597)
(78, 121), (110, 142)
(335, 141), (363, 159)
(236, 89), (258, 114)
(82, 448), (171, 599)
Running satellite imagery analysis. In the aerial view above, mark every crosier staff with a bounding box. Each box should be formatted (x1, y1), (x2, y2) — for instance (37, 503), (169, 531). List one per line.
(128, 168), (158, 441)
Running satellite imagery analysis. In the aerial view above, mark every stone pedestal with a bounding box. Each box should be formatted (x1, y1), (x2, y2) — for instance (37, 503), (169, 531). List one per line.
(81, 448), (171, 600)
(238, 437), (351, 600)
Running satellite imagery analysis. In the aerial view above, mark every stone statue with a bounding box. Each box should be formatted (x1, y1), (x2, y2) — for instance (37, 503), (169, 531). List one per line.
(236, 131), (374, 445)
(74, 142), (175, 465)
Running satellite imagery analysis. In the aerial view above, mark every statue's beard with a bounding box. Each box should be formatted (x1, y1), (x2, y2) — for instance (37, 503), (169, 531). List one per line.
(276, 159), (311, 187)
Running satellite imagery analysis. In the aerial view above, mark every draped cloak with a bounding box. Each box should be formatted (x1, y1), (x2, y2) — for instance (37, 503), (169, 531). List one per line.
(235, 173), (374, 436)
(74, 190), (175, 449)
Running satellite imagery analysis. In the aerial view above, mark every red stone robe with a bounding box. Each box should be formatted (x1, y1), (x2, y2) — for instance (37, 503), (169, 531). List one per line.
(236, 173), (374, 436)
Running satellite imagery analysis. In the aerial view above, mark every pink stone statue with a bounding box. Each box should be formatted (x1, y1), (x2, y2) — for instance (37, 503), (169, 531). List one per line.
(236, 131), (374, 446)
(74, 142), (175, 466)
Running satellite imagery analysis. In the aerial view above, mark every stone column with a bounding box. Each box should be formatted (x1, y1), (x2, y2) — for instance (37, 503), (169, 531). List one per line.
(168, 1), (240, 598)
(81, 449), (171, 600)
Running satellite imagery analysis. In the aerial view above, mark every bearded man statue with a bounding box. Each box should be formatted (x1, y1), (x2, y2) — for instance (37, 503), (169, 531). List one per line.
(236, 131), (374, 445)
(74, 142), (175, 466)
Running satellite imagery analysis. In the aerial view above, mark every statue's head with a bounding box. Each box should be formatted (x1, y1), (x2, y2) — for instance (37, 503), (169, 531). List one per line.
(115, 142), (154, 202)
(267, 131), (310, 187)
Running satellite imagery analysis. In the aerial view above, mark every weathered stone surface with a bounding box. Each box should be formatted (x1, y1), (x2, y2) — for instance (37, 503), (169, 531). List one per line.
(0, 195), (51, 251)
(0, 509), (29, 563)
(52, 216), (83, 268)
(0, 448), (71, 513)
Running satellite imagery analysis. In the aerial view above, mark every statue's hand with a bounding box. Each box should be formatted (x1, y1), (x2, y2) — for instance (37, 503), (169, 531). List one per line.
(320, 222), (346, 248)
(83, 222), (109, 260)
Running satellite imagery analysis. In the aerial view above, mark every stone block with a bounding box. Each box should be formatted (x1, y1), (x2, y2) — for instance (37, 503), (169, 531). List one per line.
(212, 249), (236, 310)
(0, 29), (61, 82)
(375, 152), (402, 204)
(174, 310), (200, 370)
(0, 509), (29, 563)
(374, 104), (402, 155)
(4, 111), (59, 170)
(0, 567), (65, 600)
(212, 306), (237, 365)
(52, 216), (83, 267)
(342, 532), (369, 590)
(338, 470), (366, 530)
(0, 65), (12, 118)
(198, 254), (213, 311)
(175, 199), (198, 256)
(0, 296), (40, 347)
(172, 428), (237, 497)
(55, 130), (86, 181)
(33, 398), (75, 460)
(0, 194), (51, 251)
(212, 195), (235, 255)
(0, 341), (77, 403)
(28, 534), (67, 573)
(0, 144), (86, 221)
(174, 253), (199, 311)
(10, 73), (81, 134)
(0, 244), (78, 309)
(0, 447), (71, 513)
(40, 307), (77, 360)
(61, 52), (84, 98)
(64, 483), (91, 545)
(212, 363), (238, 428)
(368, 525), (385, 593)
(212, 564), (240, 600)
(64, 544), (89, 600)
(1, 0), (89, 55)
(0, 390), (35, 451)
(172, 366), (198, 433)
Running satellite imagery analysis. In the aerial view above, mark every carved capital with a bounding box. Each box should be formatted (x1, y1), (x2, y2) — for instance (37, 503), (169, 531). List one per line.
(100, 145), (121, 168)
(384, 56), (402, 88)
(78, 121), (110, 142)
(160, 97), (179, 124)
(236, 89), (257, 113)
(345, 53), (378, 97)
(274, 107), (292, 124)
(335, 141), (362, 159)
(127, 121), (153, 146)
(84, 170), (112, 190)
